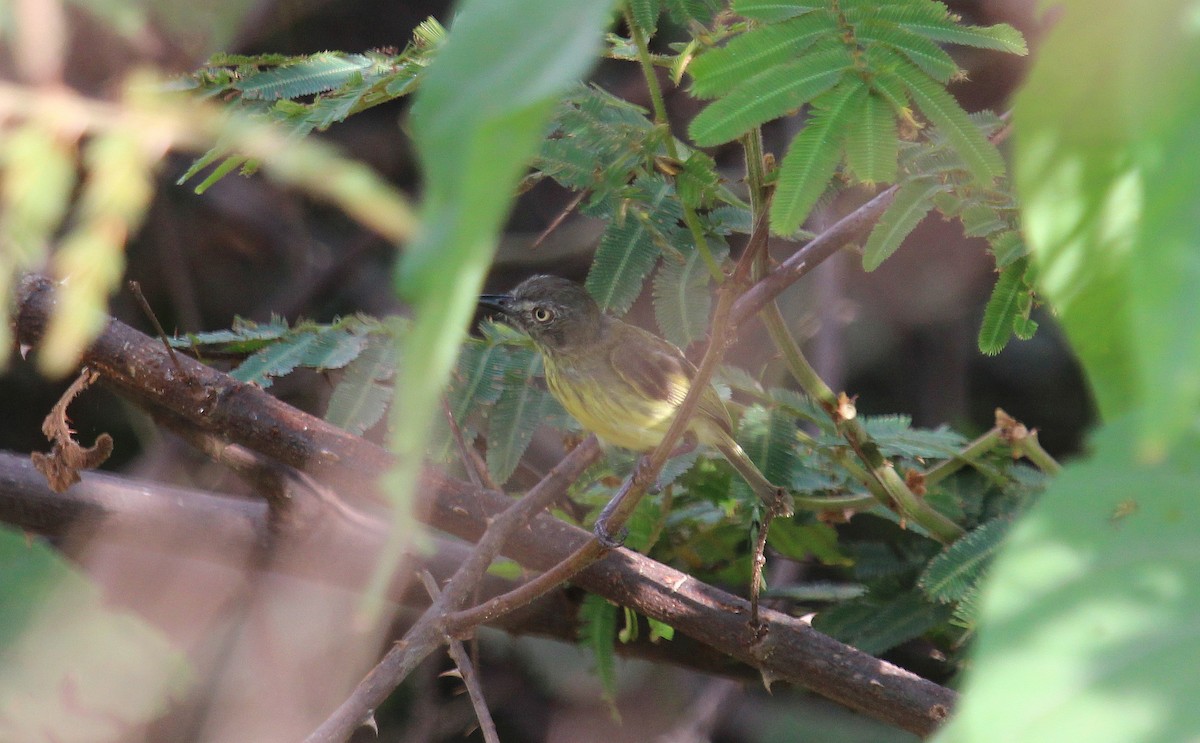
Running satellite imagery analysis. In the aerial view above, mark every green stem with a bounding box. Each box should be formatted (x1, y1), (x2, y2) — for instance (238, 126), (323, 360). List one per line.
(923, 427), (1004, 487)
(740, 128), (963, 545)
(1017, 430), (1062, 476)
(625, 5), (724, 283)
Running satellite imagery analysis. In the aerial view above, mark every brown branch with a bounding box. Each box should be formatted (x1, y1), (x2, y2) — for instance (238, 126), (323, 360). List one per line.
(13, 275), (956, 737)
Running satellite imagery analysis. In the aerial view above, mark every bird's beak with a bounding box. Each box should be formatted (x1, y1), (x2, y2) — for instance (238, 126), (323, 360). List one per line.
(478, 293), (513, 316)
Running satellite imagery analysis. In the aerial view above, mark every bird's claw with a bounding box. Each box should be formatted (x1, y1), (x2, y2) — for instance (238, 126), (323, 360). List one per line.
(593, 519), (628, 549)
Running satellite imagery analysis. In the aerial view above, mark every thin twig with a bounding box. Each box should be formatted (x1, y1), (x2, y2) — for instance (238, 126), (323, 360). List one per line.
(442, 397), (496, 490)
(419, 571), (500, 743)
(530, 190), (586, 250)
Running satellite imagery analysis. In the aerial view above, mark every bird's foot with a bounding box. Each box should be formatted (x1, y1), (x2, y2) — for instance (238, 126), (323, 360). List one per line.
(770, 487), (795, 518)
(593, 518), (628, 549)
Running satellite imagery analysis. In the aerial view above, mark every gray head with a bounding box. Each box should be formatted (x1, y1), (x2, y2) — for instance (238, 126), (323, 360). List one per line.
(479, 275), (605, 352)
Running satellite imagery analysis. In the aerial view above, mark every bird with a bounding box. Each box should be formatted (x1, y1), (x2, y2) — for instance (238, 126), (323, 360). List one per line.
(479, 275), (793, 519)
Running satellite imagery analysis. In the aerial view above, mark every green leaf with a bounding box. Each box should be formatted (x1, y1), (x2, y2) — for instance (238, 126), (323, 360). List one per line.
(767, 519), (852, 566)
(934, 419), (1200, 743)
(732, 0), (819, 22)
(859, 414), (967, 458)
(813, 590), (953, 656)
(0, 527), (191, 738)
(1014, 0), (1200, 456)
(977, 256), (1033, 356)
(863, 177), (945, 271)
(988, 229), (1027, 268)
(688, 47), (849, 146)
(378, 0), (613, 619)
(234, 53), (373, 100)
(770, 81), (865, 235)
(844, 89), (898, 184)
(856, 21), (959, 83)
(326, 339), (396, 434)
(628, 0), (661, 35)
(486, 352), (556, 485)
(586, 176), (680, 315)
(652, 242), (721, 348)
(687, 11), (837, 99)
(737, 404), (800, 490)
(579, 594), (619, 704)
(919, 517), (1012, 603)
(899, 60), (1005, 182)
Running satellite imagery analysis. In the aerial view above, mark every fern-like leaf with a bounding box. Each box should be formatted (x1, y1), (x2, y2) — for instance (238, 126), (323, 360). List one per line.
(863, 177), (946, 271)
(770, 81), (864, 235)
(897, 59), (1005, 182)
(629, 0), (662, 35)
(688, 47), (849, 146)
(586, 176), (680, 315)
(653, 242), (720, 348)
(813, 591), (953, 655)
(326, 340), (395, 434)
(988, 229), (1027, 268)
(688, 12), (837, 99)
(844, 89), (898, 184)
(856, 21), (959, 83)
(486, 351), (555, 485)
(977, 256), (1034, 355)
(919, 517), (1012, 603)
(732, 0), (819, 22)
(234, 53), (373, 100)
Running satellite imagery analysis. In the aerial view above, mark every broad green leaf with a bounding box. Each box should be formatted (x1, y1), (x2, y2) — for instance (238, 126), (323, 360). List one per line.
(900, 60), (1005, 182)
(863, 177), (945, 271)
(688, 47), (849, 146)
(770, 82), (866, 235)
(579, 594), (619, 705)
(379, 0), (613, 616)
(687, 11), (837, 99)
(935, 418), (1200, 743)
(0, 527), (191, 741)
(844, 89), (898, 184)
(1015, 0), (1200, 456)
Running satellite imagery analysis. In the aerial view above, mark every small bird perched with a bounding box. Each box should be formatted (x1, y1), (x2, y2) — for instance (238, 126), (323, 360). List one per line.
(480, 275), (793, 518)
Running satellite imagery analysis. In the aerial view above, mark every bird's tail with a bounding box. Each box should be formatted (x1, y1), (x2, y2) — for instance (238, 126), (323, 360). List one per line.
(714, 432), (795, 517)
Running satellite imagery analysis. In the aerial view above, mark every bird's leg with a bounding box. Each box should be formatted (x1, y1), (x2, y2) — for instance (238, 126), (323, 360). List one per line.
(592, 450), (665, 548)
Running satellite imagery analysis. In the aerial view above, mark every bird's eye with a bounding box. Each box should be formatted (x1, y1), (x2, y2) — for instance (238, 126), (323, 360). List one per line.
(532, 306), (554, 323)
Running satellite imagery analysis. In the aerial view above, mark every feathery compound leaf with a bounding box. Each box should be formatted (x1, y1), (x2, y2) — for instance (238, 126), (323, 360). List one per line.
(486, 351), (556, 485)
(688, 11), (837, 99)
(732, 0), (820, 22)
(919, 517), (1012, 603)
(770, 81), (865, 235)
(978, 256), (1034, 356)
(232, 330), (326, 388)
(653, 241), (722, 348)
(856, 21), (959, 83)
(665, 0), (719, 24)
(448, 338), (513, 423)
(688, 47), (849, 146)
(898, 60), (1005, 182)
(989, 229), (1027, 268)
(844, 89), (898, 184)
(326, 340), (396, 435)
(234, 53), (373, 100)
(863, 177), (946, 271)
(873, 1), (1028, 56)
(860, 414), (967, 458)
(586, 176), (680, 314)
(737, 404), (800, 491)
(813, 591), (953, 655)
(628, 0), (662, 34)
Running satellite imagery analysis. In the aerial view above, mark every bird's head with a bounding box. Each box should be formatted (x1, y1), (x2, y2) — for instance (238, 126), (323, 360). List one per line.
(480, 275), (605, 352)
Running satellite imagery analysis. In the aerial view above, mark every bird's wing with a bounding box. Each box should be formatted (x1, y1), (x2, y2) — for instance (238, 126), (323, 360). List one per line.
(609, 327), (734, 434)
